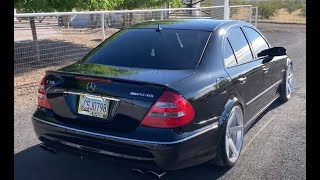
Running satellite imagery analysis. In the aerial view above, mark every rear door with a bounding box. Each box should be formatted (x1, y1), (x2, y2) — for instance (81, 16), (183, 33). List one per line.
(223, 27), (265, 123)
(242, 26), (286, 104)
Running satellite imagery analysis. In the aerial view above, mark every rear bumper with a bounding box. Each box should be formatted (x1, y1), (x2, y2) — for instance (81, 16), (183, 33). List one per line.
(32, 116), (221, 170)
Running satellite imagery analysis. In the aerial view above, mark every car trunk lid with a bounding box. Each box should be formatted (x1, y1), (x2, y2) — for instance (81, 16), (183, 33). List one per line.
(43, 62), (194, 132)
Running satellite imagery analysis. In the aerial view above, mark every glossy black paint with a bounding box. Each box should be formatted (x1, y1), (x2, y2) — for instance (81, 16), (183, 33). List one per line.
(258, 47), (287, 57)
(32, 19), (289, 170)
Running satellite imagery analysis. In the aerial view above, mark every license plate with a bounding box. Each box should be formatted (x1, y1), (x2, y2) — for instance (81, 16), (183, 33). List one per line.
(78, 95), (110, 119)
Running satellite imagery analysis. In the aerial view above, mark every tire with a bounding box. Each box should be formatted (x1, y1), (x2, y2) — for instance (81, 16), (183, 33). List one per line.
(279, 59), (293, 102)
(213, 104), (244, 167)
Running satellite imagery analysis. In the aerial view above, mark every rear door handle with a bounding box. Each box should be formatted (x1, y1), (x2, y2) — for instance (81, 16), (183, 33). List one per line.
(262, 66), (269, 73)
(238, 76), (246, 84)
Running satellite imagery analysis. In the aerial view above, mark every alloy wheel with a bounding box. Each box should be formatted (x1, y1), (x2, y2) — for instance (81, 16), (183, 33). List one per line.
(225, 106), (244, 163)
(286, 64), (293, 99)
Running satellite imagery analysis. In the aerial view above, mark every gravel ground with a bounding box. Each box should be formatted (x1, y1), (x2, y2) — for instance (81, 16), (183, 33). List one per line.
(14, 23), (306, 180)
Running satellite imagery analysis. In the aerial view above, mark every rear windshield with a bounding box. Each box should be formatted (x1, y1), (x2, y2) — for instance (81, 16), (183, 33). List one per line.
(83, 29), (211, 70)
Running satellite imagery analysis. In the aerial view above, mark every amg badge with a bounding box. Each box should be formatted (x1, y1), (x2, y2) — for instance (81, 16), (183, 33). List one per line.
(130, 92), (154, 98)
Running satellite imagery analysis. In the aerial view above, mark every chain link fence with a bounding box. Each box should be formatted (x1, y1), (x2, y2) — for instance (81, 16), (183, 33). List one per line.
(14, 5), (255, 95)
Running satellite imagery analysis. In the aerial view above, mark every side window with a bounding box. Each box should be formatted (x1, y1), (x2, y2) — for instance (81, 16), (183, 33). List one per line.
(224, 38), (237, 67)
(243, 27), (270, 58)
(227, 27), (253, 64)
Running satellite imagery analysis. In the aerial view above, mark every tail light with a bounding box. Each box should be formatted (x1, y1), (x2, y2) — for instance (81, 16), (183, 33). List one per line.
(141, 91), (195, 128)
(38, 77), (51, 109)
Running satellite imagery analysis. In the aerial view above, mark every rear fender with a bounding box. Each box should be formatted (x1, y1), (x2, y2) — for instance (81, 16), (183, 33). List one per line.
(218, 95), (244, 126)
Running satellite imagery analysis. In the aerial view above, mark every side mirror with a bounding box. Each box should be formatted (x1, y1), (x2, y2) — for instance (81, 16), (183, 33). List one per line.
(258, 47), (287, 57)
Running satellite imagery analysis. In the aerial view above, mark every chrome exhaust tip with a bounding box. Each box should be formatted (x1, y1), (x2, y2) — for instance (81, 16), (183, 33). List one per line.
(131, 168), (144, 176)
(147, 170), (167, 179)
(131, 168), (167, 178)
(39, 143), (57, 154)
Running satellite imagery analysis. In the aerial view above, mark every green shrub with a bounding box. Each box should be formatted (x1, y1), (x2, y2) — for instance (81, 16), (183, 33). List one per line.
(300, 4), (306, 17)
(230, 0), (249, 6)
(230, 0), (306, 19)
(253, 1), (282, 19)
(284, 0), (303, 13)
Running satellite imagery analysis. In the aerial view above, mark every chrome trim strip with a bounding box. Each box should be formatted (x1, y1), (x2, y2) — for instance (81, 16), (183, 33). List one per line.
(33, 117), (219, 145)
(245, 94), (280, 129)
(193, 116), (219, 125)
(64, 91), (120, 101)
(56, 139), (153, 161)
(246, 80), (282, 106)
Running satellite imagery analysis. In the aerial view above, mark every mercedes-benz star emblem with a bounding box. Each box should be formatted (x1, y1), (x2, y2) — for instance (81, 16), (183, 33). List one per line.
(86, 82), (96, 92)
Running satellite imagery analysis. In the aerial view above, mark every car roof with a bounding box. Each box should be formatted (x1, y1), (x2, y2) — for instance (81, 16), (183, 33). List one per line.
(128, 19), (249, 32)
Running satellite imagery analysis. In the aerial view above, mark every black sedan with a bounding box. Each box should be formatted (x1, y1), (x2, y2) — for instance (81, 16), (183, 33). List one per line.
(32, 19), (293, 172)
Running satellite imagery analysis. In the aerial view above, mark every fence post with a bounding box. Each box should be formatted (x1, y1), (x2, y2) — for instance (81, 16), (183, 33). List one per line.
(255, 6), (258, 27)
(249, 6), (252, 23)
(101, 13), (105, 41)
(224, 0), (230, 20)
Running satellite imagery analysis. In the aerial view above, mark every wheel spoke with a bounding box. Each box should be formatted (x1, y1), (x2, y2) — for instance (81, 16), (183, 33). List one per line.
(225, 106), (243, 163)
(227, 137), (239, 157)
(225, 137), (230, 158)
(229, 125), (243, 134)
(229, 110), (235, 122)
(286, 70), (293, 95)
(287, 82), (291, 93)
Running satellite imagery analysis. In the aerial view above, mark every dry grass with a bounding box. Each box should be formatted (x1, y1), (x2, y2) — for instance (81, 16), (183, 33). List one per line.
(231, 7), (305, 23)
(231, 7), (251, 20)
(269, 8), (305, 23)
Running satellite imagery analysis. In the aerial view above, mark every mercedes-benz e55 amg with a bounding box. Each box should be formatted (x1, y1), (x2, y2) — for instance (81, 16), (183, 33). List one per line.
(32, 19), (293, 170)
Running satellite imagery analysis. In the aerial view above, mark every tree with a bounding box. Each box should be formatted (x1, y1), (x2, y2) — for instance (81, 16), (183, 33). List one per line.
(46, 0), (81, 27)
(14, 0), (53, 13)
(14, 0), (183, 36)
(79, 0), (124, 10)
(117, 0), (182, 26)
(117, 0), (182, 9)
(14, 0), (79, 31)
(79, 0), (124, 28)
(15, 0), (107, 28)
(14, 0), (183, 61)
(14, 0), (55, 62)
